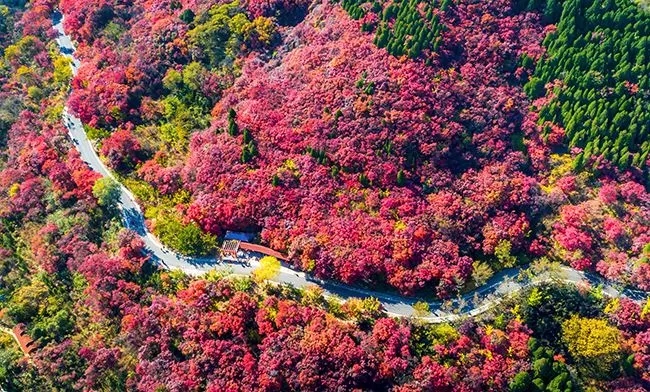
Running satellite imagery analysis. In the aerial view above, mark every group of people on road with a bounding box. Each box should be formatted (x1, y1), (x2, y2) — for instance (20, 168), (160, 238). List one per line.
(63, 116), (79, 145)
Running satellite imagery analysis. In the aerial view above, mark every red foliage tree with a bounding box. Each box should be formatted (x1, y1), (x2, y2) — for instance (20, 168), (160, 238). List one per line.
(100, 129), (143, 172)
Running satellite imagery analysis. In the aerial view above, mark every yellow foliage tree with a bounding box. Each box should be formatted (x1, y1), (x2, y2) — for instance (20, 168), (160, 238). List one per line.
(301, 285), (325, 306)
(527, 287), (544, 307)
(341, 297), (382, 322)
(431, 323), (460, 345)
(248, 16), (275, 45)
(561, 315), (623, 378)
(471, 260), (494, 287)
(412, 301), (430, 318)
(53, 55), (72, 86)
(253, 256), (280, 282)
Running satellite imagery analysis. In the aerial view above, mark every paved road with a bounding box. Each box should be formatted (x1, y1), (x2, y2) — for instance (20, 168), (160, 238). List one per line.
(51, 12), (648, 322)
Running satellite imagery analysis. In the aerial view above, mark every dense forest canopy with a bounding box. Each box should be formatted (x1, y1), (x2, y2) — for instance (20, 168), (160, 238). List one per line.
(53, 0), (650, 297)
(0, 0), (649, 390)
(524, 0), (650, 170)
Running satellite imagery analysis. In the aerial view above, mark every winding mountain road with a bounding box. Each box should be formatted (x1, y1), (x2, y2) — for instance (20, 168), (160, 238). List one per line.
(52, 12), (648, 322)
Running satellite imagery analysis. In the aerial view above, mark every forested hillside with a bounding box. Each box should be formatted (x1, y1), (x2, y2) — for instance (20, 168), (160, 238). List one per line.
(0, 0), (650, 390)
(524, 0), (650, 170)
(55, 0), (650, 297)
